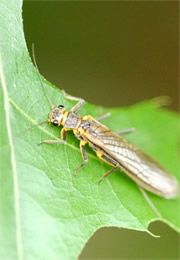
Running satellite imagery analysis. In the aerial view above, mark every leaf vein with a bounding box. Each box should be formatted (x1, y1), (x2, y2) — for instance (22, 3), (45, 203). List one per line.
(0, 56), (23, 260)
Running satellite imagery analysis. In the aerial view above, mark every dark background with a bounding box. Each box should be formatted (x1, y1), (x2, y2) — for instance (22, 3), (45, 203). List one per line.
(23, 1), (179, 259)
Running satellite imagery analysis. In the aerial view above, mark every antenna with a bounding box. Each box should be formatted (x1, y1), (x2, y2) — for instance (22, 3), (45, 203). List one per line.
(25, 119), (49, 132)
(32, 43), (54, 109)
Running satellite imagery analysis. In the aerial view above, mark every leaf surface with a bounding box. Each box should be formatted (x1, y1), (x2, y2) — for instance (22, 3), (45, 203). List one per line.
(0, 0), (179, 259)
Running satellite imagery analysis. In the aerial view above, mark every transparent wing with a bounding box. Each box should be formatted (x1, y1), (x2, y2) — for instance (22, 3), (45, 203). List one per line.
(86, 119), (179, 199)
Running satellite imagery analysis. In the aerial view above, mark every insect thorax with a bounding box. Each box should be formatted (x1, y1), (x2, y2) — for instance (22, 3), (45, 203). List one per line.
(79, 119), (91, 131)
(64, 112), (81, 129)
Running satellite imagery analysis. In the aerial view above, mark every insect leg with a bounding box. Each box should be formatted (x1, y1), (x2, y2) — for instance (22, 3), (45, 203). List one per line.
(96, 151), (119, 183)
(38, 139), (65, 146)
(96, 151), (117, 167)
(38, 128), (68, 145)
(98, 167), (118, 184)
(62, 90), (85, 113)
(117, 128), (135, 135)
(61, 128), (67, 141)
(96, 112), (111, 121)
(75, 141), (88, 175)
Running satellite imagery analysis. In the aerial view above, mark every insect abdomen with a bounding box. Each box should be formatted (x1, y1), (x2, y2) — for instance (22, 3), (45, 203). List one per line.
(82, 118), (179, 199)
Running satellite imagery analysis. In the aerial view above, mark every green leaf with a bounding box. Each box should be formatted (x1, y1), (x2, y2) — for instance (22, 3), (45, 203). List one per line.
(0, 0), (179, 259)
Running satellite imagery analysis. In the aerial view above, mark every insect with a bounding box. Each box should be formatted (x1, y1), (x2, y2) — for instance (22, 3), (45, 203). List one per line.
(32, 48), (179, 200)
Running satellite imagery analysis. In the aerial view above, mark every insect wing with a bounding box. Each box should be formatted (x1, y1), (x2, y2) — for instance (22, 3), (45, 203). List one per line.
(86, 119), (179, 199)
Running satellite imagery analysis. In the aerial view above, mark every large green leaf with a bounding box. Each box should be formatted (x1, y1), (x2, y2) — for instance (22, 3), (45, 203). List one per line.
(0, 0), (179, 259)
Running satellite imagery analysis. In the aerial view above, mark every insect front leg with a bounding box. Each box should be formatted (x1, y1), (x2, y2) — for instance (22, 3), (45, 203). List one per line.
(38, 128), (68, 146)
(62, 90), (85, 113)
(38, 139), (65, 146)
(61, 128), (67, 141)
(74, 140), (88, 175)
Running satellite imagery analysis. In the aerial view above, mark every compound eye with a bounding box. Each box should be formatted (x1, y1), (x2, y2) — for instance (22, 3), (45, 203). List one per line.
(53, 120), (59, 126)
(58, 105), (64, 109)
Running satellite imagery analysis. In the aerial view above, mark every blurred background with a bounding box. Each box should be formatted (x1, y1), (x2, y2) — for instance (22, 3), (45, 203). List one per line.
(23, 1), (179, 259)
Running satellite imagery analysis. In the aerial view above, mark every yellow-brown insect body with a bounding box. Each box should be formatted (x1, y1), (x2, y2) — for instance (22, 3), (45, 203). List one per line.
(32, 46), (178, 201)
(47, 105), (179, 199)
